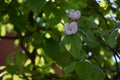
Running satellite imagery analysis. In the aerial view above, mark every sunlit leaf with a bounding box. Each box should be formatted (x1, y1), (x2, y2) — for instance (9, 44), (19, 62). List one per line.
(0, 25), (6, 36)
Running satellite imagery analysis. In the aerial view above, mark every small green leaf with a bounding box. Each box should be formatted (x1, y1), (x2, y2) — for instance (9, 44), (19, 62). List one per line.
(0, 25), (6, 36)
(64, 62), (77, 76)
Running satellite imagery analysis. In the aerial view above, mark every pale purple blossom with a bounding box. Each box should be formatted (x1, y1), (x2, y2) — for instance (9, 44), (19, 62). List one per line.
(69, 10), (81, 20)
(64, 21), (78, 35)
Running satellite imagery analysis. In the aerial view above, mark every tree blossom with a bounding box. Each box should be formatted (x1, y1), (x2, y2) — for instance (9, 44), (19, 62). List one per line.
(64, 21), (78, 35)
(69, 10), (81, 20)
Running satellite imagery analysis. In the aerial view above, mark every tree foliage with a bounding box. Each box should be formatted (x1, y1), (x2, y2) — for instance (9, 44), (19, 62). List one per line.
(0, 0), (120, 80)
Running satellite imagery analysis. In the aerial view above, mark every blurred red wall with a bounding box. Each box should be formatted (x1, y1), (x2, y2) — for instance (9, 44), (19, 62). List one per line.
(0, 39), (15, 65)
(0, 32), (16, 66)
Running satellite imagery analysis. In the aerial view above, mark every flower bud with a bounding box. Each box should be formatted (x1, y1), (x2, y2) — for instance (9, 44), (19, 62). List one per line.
(64, 21), (78, 35)
(69, 10), (81, 20)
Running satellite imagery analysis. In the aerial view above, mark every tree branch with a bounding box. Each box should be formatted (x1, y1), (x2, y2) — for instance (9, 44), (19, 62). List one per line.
(28, 11), (35, 26)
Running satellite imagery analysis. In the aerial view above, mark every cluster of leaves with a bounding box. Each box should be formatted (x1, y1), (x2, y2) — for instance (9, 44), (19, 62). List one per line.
(0, 0), (120, 80)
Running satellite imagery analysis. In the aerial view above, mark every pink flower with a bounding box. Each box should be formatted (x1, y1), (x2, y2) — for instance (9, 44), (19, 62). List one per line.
(69, 10), (81, 20)
(64, 21), (78, 35)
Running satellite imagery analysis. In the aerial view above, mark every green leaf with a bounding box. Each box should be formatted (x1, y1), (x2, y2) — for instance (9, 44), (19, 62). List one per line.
(56, 51), (72, 67)
(79, 0), (88, 8)
(7, 6), (17, 20)
(75, 61), (105, 80)
(92, 64), (105, 80)
(44, 38), (60, 59)
(0, 25), (6, 36)
(6, 64), (19, 75)
(16, 52), (25, 66)
(8, 6), (27, 32)
(108, 23), (120, 48)
(32, 33), (45, 48)
(47, 16), (61, 27)
(6, 56), (19, 75)
(108, 30), (119, 48)
(44, 38), (72, 66)
(0, 0), (7, 9)
(62, 34), (82, 58)
(80, 29), (98, 47)
(64, 62), (77, 76)
(28, 0), (46, 13)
